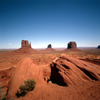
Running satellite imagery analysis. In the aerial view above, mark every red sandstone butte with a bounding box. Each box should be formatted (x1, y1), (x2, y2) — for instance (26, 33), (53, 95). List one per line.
(46, 44), (55, 51)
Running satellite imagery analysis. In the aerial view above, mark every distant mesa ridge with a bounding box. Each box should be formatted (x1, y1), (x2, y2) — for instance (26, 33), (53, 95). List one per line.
(9, 40), (84, 53)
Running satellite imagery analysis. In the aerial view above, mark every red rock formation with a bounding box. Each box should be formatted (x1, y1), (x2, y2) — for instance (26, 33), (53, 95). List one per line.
(47, 44), (52, 48)
(46, 44), (55, 51)
(64, 41), (81, 51)
(11, 40), (37, 54)
(13, 47), (37, 54)
(0, 67), (15, 98)
(21, 40), (31, 48)
(67, 41), (77, 49)
(50, 55), (100, 86)
(7, 57), (44, 98)
(97, 45), (100, 49)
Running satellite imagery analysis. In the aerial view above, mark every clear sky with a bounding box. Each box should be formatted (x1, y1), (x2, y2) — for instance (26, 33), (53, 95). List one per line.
(0, 0), (100, 49)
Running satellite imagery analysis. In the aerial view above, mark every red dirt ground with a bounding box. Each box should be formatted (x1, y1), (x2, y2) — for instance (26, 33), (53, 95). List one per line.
(1, 63), (100, 100)
(0, 48), (100, 100)
(16, 81), (100, 100)
(64, 48), (81, 51)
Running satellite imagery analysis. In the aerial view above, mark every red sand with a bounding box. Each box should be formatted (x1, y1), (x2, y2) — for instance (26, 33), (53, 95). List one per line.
(0, 52), (100, 100)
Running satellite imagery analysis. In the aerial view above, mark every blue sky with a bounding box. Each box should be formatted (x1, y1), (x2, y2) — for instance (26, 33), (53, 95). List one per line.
(0, 0), (100, 49)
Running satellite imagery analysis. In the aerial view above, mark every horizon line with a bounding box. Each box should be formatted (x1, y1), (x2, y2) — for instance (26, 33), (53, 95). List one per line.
(0, 47), (98, 50)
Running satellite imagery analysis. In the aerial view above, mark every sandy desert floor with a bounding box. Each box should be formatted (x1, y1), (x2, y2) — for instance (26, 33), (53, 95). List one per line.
(0, 48), (100, 100)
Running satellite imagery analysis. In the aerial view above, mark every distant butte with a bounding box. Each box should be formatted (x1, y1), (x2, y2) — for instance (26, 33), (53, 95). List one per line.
(67, 41), (77, 49)
(46, 44), (55, 51)
(11, 40), (37, 54)
(47, 44), (52, 48)
(64, 41), (81, 51)
(21, 40), (31, 48)
(97, 45), (100, 49)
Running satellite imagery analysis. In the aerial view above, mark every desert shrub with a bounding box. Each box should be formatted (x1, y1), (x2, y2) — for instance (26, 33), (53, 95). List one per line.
(16, 79), (36, 97)
(1, 76), (4, 78)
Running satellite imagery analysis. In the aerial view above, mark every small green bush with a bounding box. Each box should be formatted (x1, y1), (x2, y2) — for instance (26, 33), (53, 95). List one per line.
(16, 79), (36, 97)
(24, 79), (36, 91)
(1, 76), (4, 78)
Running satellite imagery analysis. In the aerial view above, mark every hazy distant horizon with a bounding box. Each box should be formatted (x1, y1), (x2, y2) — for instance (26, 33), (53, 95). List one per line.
(0, 47), (98, 50)
(0, 0), (100, 49)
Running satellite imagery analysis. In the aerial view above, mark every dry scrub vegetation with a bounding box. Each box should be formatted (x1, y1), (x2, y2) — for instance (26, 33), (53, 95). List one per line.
(0, 48), (100, 70)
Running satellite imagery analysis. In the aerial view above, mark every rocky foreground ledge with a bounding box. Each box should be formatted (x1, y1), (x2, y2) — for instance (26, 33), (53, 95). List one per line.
(50, 55), (100, 86)
(1, 55), (100, 99)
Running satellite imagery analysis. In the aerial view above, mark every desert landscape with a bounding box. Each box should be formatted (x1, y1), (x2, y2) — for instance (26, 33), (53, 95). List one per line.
(0, 40), (100, 100)
(0, 0), (100, 100)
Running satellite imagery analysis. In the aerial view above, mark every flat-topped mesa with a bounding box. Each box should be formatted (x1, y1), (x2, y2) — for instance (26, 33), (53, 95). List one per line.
(97, 45), (100, 49)
(47, 44), (52, 48)
(21, 40), (31, 48)
(67, 41), (77, 49)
